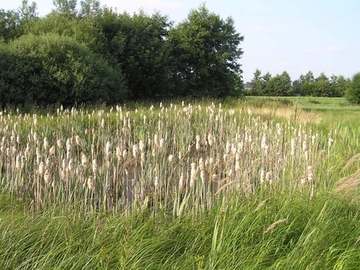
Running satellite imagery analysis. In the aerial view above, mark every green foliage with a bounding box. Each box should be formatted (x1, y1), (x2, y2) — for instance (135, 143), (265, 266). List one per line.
(1, 189), (360, 269)
(0, 33), (127, 106)
(0, 9), (22, 41)
(312, 72), (331, 97)
(248, 70), (354, 98)
(98, 10), (174, 99)
(249, 70), (291, 96)
(0, 99), (360, 268)
(24, 12), (105, 54)
(265, 71), (292, 96)
(334, 75), (351, 97)
(51, 0), (78, 17)
(0, 1), (38, 42)
(1, 1), (247, 104)
(169, 4), (244, 98)
(249, 69), (264, 95)
(345, 72), (360, 104)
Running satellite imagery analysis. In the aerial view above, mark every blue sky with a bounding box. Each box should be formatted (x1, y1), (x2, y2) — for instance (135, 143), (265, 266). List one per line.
(2, 0), (360, 82)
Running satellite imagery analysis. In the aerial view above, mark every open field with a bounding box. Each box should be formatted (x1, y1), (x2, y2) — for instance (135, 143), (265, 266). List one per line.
(0, 98), (360, 269)
(245, 96), (360, 123)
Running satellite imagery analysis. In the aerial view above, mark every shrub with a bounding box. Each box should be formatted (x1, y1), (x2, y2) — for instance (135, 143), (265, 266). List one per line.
(0, 33), (127, 106)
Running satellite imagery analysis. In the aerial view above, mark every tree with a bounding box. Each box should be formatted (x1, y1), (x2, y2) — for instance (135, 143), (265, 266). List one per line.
(299, 71), (315, 96)
(52, 0), (78, 17)
(97, 10), (173, 99)
(0, 1), (38, 42)
(292, 80), (301, 96)
(119, 11), (173, 99)
(262, 72), (272, 95)
(266, 71), (292, 96)
(330, 75), (351, 97)
(23, 12), (105, 54)
(313, 72), (331, 97)
(0, 9), (21, 41)
(250, 69), (264, 95)
(345, 73), (360, 104)
(18, 0), (38, 21)
(168, 4), (244, 98)
(79, 0), (101, 18)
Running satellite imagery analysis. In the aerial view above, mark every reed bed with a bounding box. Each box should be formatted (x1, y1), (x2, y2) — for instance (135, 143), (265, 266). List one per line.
(0, 102), (337, 215)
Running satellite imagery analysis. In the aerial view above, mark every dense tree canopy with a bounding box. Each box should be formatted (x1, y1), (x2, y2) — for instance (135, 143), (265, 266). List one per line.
(247, 69), (353, 98)
(0, 1), (245, 106)
(1, 0), (358, 106)
(169, 4), (244, 98)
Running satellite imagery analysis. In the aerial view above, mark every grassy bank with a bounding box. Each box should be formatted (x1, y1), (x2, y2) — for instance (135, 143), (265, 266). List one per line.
(0, 98), (359, 269)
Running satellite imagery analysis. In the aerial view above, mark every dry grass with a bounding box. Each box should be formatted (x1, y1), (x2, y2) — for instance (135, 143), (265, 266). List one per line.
(249, 106), (323, 124)
(335, 169), (360, 195)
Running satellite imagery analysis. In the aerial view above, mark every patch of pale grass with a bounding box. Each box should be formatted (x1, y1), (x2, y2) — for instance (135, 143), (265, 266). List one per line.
(249, 106), (322, 123)
(342, 153), (360, 172)
(263, 218), (288, 234)
(335, 169), (360, 195)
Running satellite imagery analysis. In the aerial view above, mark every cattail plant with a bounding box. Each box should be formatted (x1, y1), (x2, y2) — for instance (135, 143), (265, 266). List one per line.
(0, 101), (339, 216)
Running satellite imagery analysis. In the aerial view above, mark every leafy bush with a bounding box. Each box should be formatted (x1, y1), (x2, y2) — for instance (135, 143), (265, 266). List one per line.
(0, 33), (127, 106)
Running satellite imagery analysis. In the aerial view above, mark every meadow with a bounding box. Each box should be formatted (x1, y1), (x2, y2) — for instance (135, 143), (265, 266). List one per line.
(1, 97), (360, 269)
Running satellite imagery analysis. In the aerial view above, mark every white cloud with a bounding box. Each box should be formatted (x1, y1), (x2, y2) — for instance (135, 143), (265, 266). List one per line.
(274, 61), (295, 68)
(304, 49), (318, 53)
(296, 21), (305, 26)
(326, 45), (341, 52)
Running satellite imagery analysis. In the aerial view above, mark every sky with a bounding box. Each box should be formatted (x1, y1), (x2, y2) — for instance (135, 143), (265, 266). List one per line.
(2, 0), (360, 82)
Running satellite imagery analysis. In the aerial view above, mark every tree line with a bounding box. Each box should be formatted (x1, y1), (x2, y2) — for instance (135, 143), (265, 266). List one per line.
(245, 69), (360, 103)
(0, 0), (244, 106)
(1, 0), (360, 106)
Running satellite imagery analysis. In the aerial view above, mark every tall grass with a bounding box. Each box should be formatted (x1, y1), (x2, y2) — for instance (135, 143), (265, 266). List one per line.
(1, 100), (360, 268)
(1, 190), (360, 269)
(0, 102), (345, 215)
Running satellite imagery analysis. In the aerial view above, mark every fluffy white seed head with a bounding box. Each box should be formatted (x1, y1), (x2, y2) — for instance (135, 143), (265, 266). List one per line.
(176, 174), (183, 191)
(307, 166), (314, 182)
(92, 159), (97, 174)
(81, 153), (88, 167)
(44, 170), (51, 184)
(207, 133), (214, 147)
(105, 141), (111, 157)
(87, 175), (95, 191)
(132, 144), (139, 158)
(75, 135), (82, 146)
(265, 171), (273, 184)
(196, 135), (201, 150)
(139, 140), (145, 152)
(154, 177), (159, 189)
(15, 155), (21, 170)
(43, 137), (49, 150)
(159, 138), (164, 148)
(260, 168), (265, 184)
(235, 161), (241, 173)
(68, 159), (73, 172)
(291, 138), (296, 156)
(38, 162), (45, 175)
(328, 138), (334, 148)
(122, 149), (127, 159)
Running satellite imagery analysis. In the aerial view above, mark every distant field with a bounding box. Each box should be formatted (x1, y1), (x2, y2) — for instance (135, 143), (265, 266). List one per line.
(244, 96), (360, 123)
